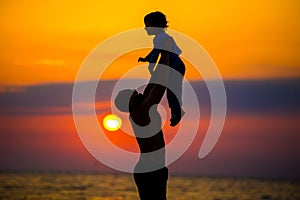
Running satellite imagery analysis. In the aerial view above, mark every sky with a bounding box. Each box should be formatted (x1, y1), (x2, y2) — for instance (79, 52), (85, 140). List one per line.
(0, 0), (299, 178)
(0, 0), (299, 85)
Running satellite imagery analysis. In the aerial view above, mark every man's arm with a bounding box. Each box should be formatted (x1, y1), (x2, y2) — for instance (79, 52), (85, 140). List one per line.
(140, 37), (172, 114)
(130, 68), (169, 127)
(131, 38), (171, 126)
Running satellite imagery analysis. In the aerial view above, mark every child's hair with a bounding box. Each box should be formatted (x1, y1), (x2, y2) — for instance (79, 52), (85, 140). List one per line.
(144, 11), (168, 28)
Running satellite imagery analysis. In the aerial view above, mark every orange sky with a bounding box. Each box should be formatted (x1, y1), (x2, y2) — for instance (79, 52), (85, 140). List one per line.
(0, 0), (299, 86)
(0, 1), (299, 178)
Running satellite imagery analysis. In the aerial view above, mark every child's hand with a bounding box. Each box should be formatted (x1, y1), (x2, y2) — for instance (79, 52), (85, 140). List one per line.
(138, 57), (146, 62)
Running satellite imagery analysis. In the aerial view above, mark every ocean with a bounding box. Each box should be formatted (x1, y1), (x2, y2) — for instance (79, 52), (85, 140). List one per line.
(0, 172), (299, 200)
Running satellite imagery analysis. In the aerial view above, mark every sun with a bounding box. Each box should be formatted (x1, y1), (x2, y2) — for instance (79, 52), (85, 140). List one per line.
(103, 114), (122, 132)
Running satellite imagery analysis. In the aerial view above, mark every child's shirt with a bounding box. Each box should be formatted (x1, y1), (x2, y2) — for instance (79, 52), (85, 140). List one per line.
(144, 32), (183, 72)
(153, 32), (182, 55)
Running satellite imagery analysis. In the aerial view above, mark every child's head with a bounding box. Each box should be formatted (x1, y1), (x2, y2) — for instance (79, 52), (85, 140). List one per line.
(144, 11), (168, 28)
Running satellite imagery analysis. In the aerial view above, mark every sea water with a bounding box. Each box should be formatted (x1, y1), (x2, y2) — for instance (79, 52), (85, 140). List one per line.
(0, 172), (299, 200)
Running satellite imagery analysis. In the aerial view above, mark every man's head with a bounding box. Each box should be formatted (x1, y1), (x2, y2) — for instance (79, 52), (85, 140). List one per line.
(114, 89), (137, 112)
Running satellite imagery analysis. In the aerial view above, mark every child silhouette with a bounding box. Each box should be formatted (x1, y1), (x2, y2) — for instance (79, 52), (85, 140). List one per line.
(138, 11), (186, 127)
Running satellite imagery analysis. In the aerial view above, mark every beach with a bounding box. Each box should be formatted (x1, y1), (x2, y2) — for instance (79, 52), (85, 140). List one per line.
(1, 172), (299, 200)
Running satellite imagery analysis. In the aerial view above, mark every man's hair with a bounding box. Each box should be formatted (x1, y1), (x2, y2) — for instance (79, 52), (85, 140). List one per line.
(144, 11), (168, 28)
(114, 89), (134, 112)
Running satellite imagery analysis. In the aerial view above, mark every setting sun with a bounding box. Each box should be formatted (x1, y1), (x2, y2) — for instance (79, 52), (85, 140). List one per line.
(103, 114), (122, 132)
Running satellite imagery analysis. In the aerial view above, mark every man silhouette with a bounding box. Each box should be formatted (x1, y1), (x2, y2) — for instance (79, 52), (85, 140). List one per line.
(114, 64), (170, 200)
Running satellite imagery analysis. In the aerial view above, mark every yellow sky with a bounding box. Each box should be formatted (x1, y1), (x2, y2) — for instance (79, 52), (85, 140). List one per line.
(0, 0), (299, 85)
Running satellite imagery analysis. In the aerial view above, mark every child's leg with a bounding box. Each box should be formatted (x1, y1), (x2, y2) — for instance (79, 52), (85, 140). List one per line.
(167, 71), (184, 127)
(166, 88), (182, 115)
(167, 83), (185, 127)
(167, 59), (185, 126)
(167, 62), (185, 115)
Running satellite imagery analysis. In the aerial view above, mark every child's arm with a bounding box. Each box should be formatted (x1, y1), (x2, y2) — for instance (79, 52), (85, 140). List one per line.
(138, 57), (155, 74)
(138, 49), (161, 74)
(138, 57), (147, 62)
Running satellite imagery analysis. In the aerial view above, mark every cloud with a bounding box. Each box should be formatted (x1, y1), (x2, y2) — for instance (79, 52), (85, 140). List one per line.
(13, 59), (65, 67)
(223, 79), (300, 113)
(0, 79), (299, 115)
(33, 59), (65, 67)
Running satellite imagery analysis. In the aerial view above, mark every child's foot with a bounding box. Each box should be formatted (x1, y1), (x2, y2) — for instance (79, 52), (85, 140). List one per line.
(170, 110), (185, 127)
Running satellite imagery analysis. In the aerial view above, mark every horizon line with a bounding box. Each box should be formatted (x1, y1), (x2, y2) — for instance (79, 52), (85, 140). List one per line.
(1, 77), (300, 88)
